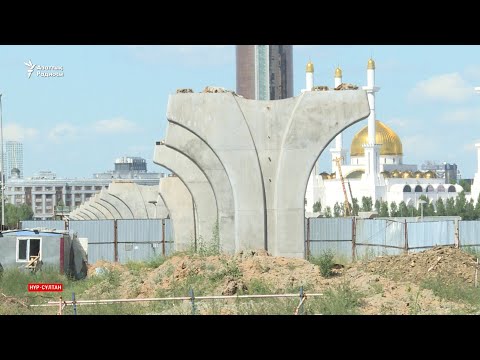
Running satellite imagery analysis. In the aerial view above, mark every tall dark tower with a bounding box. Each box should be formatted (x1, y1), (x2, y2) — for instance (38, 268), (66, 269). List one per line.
(236, 45), (293, 100)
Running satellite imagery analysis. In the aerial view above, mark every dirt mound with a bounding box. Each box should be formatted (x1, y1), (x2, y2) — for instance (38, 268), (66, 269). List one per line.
(79, 247), (473, 314)
(361, 246), (479, 285)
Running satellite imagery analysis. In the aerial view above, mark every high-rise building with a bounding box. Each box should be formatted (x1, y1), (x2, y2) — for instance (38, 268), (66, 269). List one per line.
(5, 141), (23, 178)
(236, 45), (293, 100)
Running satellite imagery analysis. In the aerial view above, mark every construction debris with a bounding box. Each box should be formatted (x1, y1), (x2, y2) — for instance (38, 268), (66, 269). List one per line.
(312, 85), (329, 91)
(334, 83), (359, 90)
(176, 88), (194, 93)
(25, 256), (43, 273)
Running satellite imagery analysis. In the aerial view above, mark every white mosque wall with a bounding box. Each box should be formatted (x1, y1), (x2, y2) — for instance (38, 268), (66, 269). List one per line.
(312, 176), (464, 212)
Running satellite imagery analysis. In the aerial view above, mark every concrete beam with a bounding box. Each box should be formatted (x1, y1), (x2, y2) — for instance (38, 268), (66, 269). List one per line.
(164, 122), (235, 253)
(154, 144), (217, 246)
(159, 176), (195, 251)
(167, 93), (266, 251)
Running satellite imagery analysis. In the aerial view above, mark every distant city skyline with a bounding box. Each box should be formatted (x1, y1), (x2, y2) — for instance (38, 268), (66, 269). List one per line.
(1, 45), (480, 178)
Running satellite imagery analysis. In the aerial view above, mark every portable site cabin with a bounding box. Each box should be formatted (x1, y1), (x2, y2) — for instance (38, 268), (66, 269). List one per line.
(0, 229), (88, 279)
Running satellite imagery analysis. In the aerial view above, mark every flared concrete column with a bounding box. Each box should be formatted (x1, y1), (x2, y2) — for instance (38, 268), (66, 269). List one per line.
(164, 123), (235, 253)
(88, 194), (116, 219)
(159, 176), (195, 251)
(83, 203), (107, 219)
(98, 190), (134, 218)
(107, 182), (150, 218)
(89, 201), (114, 219)
(154, 144), (217, 246)
(137, 185), (169, 219)
(77, 209), (95, 220)
(274, 91), (369, 257)
(96, 193), (124, 219)
(166, 91), (369, 257)
(167, 94), (266, 251)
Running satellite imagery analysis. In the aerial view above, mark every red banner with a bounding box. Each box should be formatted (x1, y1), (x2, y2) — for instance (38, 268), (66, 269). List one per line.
(28, 283), (63, 292)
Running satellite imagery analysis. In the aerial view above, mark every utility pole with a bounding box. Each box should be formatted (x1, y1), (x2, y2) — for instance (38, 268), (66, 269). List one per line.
(0, 94), (5, 230)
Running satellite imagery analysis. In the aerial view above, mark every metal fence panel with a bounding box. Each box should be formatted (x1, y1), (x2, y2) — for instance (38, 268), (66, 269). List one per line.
(407, 221), (455, 252)
(118, 243), (165, 263)
(355, 219), (404, 258)
(459, 221), (480, 251)
(307, 218), (353, 260)
(87, 243), (115, 263)
(21, 220), (65, 230)
(117, 219), (162, 243)
(165, 218), (174, 255)
(69, 220), (115, 244)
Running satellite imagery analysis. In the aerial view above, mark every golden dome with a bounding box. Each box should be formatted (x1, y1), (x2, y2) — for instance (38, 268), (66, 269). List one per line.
(306, 61), (314, 73)
(335, 67), (342, 78)
(350, 120), (403, 157)
(367, 58), (375, 70)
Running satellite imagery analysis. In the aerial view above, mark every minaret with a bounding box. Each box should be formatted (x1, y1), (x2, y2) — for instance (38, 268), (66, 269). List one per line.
(330, 67), (347, 175)
(303, 60), (314, 92)
(304, 60), (317, 213)
(361, 58), (381, 202)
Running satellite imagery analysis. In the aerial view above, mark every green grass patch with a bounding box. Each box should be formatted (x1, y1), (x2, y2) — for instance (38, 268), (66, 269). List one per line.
(313, 282), (363, 315)
(309, 250), (335, 277)
(421, 277), (480, 308)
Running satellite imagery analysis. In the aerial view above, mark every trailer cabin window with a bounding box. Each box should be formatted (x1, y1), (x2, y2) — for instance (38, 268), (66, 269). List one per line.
(16, 238), (41, 262)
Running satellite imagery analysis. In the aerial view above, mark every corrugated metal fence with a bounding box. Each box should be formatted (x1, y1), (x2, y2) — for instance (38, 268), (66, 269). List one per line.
(306, 218), (471, 261)
(70, 220), (115, 263)
(117, 219), (173, 263)
(20, 219), (173, 264)
(21, 220), (66, 230)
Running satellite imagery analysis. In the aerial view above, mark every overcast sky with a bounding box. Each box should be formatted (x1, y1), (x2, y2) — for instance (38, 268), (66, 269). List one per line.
(1, 45), (479, 179)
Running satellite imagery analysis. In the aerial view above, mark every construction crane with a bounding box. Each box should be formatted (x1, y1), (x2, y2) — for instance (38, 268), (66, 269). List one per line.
(333, 157), (352, 216)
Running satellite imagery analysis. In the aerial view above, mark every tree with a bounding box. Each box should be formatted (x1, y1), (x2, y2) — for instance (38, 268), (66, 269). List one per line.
(313, 200), (322, 213)
(398, 201), (408, 217)
(4, 203), (34, 229)
(455, 191), (467, 218)
(374, 200), (381, 213)
(464, 199), (476, 220)
(475, 194), (480, 219)
(459, 179), (471, 192)
(389, 201), (398, 217)
(361, 196), (373, 212)
(352, 198), (360, 216)
(324, 206), (332, 218)
(379, 201), (389, 217)
(407, 204), (417, 217)
(446, 197), (455, 216)
(419, 195), (435, 217)
(425, 201), (435, 217)
(435, 198), (446, 216)
(333, 202), (341, 217)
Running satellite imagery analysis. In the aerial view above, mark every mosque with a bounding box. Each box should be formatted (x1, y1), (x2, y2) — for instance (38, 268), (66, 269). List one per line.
(304, 58), (464, 214)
